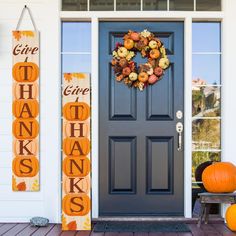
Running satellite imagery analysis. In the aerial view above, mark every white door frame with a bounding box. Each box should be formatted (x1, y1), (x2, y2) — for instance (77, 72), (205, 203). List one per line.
(60, 10), (224, 220)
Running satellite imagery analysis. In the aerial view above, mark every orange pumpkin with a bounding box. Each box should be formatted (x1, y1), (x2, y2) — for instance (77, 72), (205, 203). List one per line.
(62, 194), (90, 216)
(13, 99), (39, 119)
(13, 139), (38, 156)
(63, 102), (90, 121)
(202, 162), (236, 193)
(63, 176), (90, 194)
(12, 156), (39, 177)
(64, 121), (90, 138)
(13, 118), (39, 139)
(63, 156), (90, 177)
(12, 60), (39, 82)
(63, 137), (90, 156)
(13, 82), (38, 100)
(226, 204), (236, 231)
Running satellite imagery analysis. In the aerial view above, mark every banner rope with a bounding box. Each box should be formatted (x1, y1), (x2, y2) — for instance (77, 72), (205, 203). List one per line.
(16, 5), (37, 31)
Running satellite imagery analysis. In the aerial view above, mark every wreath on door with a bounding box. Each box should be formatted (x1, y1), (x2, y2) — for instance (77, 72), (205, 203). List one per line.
(111, 29), (170, 91)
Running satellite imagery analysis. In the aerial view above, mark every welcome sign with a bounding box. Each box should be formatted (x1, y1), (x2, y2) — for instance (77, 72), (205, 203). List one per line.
(62, 73), (91, 231)
(12, 30), (40, 191)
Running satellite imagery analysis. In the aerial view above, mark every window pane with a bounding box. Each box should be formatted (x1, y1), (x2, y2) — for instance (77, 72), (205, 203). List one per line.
(193, 23), (221, 52)
(192, 119), (221, 150)
(192, 151), (220, 182)
(62, 0), (87, 11)
(192, 86), (220, 117)
(62, 22), (91, 52)
(62, 54), (91, 73)
(116, 0), (140, 11)
(192, 54), (221, 85)
(196, 0), (221, 11)
(143, 0), (167, 10)
(169, 0), (194, 11)
(90, 0), (114, 11)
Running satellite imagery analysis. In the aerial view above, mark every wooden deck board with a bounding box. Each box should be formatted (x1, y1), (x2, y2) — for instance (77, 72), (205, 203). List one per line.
(90, 231), (105, 236)
(212, 223), (236, 236)
(31, 223), (55, 236)
(16, 224), (39, 236)
(75, 230), (91, 236)
(2, 223), (28, 236)
(0, 223), (17, 235)
(0, 222), (234, 236)
(46, 224), (62, 236)
(60, 230), (77, 236)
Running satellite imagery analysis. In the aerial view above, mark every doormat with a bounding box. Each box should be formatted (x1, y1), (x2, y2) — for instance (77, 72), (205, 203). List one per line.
(93, 222), (191, 232)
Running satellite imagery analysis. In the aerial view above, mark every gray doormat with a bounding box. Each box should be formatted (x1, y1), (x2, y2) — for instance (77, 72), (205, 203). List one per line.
(93, 222), (191, 232)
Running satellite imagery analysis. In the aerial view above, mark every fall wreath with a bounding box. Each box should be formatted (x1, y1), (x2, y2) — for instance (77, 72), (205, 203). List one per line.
(111, 29), (170, 91)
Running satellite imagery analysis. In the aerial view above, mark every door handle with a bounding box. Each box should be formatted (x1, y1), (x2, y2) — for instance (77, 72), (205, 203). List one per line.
(176, 122), (183, 151)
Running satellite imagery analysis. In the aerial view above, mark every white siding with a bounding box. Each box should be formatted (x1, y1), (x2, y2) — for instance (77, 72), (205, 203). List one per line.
(0, 0), (60, 222)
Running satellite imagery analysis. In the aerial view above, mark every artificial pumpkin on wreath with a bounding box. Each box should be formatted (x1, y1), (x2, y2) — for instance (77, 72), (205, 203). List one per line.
(111, 29), (170, 91)
(202, 162), (236, 193)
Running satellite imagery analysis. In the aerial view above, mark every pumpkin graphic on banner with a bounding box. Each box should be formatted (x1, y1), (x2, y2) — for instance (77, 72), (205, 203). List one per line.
(62, 73), (91, 231)
(12, 6), (40, 192)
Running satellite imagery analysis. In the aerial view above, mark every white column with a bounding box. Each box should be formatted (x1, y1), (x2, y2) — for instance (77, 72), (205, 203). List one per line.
(221, 0), (236, 218)
(91, 17), (99, 219)
(184, 16), (192, 218)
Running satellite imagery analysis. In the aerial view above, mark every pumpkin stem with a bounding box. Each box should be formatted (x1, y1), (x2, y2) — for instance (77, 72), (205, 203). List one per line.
(24, 57), (28, 62)
(75, 97), (79, 102)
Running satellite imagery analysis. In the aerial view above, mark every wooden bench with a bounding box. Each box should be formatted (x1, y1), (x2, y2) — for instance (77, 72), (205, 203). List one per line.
(198, 192), (236, 227)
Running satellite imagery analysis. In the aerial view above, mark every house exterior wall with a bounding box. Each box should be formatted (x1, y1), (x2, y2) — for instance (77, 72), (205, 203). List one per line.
(0, 0), (235, 223)
(0, 0), (60, 222)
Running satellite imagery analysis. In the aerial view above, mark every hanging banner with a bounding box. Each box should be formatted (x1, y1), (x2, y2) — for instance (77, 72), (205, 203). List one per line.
(62, 73), (91, 231)
(12, 6), (39, 191)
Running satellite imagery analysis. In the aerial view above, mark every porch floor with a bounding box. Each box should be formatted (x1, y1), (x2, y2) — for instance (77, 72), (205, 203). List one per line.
(0, 222), (235, 236)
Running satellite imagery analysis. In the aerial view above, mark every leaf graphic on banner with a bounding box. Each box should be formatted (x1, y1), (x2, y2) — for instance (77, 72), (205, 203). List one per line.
(64, 73), (73, 82)
(62, 214), (68, 230)
(67, 221), (77, 230)
(17, 182), (26, 191)
(83, 217), (91, 230)
(21, 31), (35, 38)
(13, 31), (21, 41)
(31, 179), (39, 191)
(12, 176), (18, 191)
(73, 73), (86, 80)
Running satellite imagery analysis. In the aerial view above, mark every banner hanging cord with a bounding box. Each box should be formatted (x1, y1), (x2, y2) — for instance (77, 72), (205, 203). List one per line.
(16, 5), (37, 31)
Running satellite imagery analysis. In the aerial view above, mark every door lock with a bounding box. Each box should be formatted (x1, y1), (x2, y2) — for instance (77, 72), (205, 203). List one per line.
(176, 122), (183, 151)
(176, 110), (183, 119)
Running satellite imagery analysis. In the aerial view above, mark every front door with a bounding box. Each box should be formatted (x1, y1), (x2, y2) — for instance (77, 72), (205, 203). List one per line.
(99, 22), (184, 216)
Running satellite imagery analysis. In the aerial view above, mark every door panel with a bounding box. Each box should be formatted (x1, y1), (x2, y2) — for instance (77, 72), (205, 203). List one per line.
(99, 22), (184, 216)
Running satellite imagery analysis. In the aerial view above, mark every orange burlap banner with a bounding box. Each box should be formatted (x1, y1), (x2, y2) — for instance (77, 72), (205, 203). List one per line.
(12, 30), (40, 191)
(62, 73), (91, 231)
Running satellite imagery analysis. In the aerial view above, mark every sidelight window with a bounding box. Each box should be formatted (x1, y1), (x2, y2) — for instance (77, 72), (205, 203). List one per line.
(62, 22), (91, 73)
(192, 22), (221, 216)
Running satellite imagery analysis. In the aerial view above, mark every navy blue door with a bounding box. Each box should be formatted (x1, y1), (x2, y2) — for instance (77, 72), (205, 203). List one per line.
(99, 22), (184, 216)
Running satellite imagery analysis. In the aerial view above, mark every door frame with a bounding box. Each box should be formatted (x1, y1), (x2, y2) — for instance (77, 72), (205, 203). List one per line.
(60, 10), (224, 219)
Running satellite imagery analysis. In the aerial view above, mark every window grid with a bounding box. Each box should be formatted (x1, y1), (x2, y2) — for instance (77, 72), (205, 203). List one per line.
(62, 0), (221, 11)
(192, 22), (222, 191)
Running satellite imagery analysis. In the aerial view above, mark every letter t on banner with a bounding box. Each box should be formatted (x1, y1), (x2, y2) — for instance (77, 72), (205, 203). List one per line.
(12, 6), (40, 191)
(62, 73), (91, 230)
